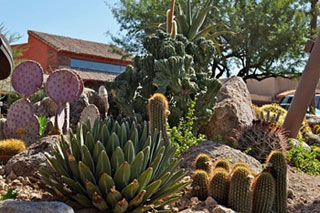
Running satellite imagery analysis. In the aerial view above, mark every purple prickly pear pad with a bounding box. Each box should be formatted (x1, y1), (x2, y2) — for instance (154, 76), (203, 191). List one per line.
(12, 60), (44, 97)
(6, 99), (35, 129)
(45, 69), (81, 104)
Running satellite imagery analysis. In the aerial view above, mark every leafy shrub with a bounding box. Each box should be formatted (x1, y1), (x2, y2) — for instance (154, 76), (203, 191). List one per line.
(0, 188), (17, 200)
(38, 116), (48, 137)
(287, 139), (320, 175)
(169, 99), (205, 154)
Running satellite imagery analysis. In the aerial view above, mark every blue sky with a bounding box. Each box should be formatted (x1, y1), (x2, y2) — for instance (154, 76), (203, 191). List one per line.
(1, 0), (121, 44)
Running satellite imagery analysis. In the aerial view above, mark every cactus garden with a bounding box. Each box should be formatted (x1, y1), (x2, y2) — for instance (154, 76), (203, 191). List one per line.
(0, 0), (320, 212)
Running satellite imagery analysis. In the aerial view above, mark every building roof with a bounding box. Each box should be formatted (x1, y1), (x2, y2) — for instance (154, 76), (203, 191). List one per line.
(28, 30), (131, 61)
(44, 69), (117, 82)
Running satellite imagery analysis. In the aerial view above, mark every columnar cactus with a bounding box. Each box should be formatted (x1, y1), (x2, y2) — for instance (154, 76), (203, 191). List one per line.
(213, 159), (230, 173)
(40, 116), (188, 212)
(99, 85), (109, 116)
(4, 61), (43, 144)
(228, 166), (252, 213)
(147, 93), (170, 146)
(266, 150), (287, 213)
(80, 104), (101, 127)
(45, 69), (84, 134)
(0, 139), (26, 163)
(191, 170), (209, 201)
(209, 168), (229, 205)
(252, 171), (275, 213)
(194, 153), (212, 174)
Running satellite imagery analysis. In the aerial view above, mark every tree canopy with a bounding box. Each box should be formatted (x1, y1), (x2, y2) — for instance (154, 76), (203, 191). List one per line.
(110, 0), (312, 80)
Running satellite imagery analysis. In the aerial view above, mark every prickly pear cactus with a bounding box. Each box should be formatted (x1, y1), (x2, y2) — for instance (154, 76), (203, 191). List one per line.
(45, 69), (83, 134)
(252, 171), (275, 213)
(11, 60), (43, 98)
(45, 69), (81, 104)
(80, 104), (100, 127)
(195, 153), (212, 175)
(266, 151), (287, 213)
(228, 166), (253, 213)
(209, 168), (229, 205)
(99, 85), (109, 116)
(191, 170), (209, 201)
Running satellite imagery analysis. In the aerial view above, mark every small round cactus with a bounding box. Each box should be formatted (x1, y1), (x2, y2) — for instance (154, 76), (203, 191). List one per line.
(0, 139), (26, 163)
(191, 170), (209, 201)
(11, 60), (44, 98)
(209, 167), (229, 205)
(80, 104), (101, 127)
(195, 153), (212, 174)
(45, 69), (81, 104)
(213, 159), (231, 173)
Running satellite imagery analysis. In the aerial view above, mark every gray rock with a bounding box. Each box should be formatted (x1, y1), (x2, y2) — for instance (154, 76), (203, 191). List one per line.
(306, 114), (320, 126)
(180, 141), (262, 174)
(289, 138), (311, 151)
(0, 118), (6, 140)
(5, 135), (59, 177)
(70, 88), (105, 131)
(212, 205), (236, 213)
(0, 200), (74, 213)
(304, 133), (320, 146)
(199, 77), (255, 143)
(35, 97), (58, 118)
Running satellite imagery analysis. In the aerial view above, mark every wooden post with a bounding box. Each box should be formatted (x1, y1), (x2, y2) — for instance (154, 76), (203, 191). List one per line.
(282, 36), (320, 138)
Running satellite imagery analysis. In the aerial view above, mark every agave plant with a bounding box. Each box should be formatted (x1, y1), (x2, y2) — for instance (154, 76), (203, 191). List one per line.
(40, 116), (188, 212)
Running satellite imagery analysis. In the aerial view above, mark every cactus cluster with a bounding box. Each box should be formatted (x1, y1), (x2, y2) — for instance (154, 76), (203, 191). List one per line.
(0, 139), (26, 164)
(45, 68), (84, 134)
(191, 151), (287, 213)
(3, 61), (43, 145)
(40, 93), (188, 212)
(232, 120), (288, 162)
(107, 30), (221, 132)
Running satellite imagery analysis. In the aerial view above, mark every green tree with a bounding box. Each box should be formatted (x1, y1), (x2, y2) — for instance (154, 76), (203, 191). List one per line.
(110, 0), (311, 81)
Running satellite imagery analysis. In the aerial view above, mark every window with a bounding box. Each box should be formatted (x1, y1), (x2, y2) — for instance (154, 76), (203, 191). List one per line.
(70, 58), (126, 74)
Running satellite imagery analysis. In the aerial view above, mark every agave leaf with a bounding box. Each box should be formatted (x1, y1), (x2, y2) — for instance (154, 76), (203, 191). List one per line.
(70, 137), (81, 161)
(85, 132), (95, 153)
(123, 140), (136, 164)
(112, 198), (128, 213)
(107, 133), (120, 157)
(130, 151), (144, 180)
(121, 179), (139, 201)
(81, 145), (95, 173)
(129, 125), (139, 151)
(79, 161), (96, 185)
(142, 146), (151, 171)
(114, 161), (131, 191)
(143, 179), (162, 202)
(119, 123), (128, 147)
(100, 124), (110, 147)
(72, 193), (92, 208)
(98, 173), (114, 197)
(137, 167), (153, 192)
(92, 192), (109, 211)
(93, 141), (106, 164)
(111, 147), (125, 173)
(62, 175), (85, 194)
(96, 150), (111, 177)
(150, 182), (188, 202)
(149, 147), (165, 180)
(85, 180), (101, 198)
(46, 153), (69, 177)
(188, 5), (213, 40)
(128, 190), (146, 209)
(66, 150), (81, 179)
(106, 186), (122, 209)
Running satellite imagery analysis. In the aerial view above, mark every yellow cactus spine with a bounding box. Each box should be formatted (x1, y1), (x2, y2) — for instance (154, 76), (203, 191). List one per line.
(0, 139), (26, 163)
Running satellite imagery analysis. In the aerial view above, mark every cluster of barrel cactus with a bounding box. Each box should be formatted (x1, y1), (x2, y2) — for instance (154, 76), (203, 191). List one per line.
(232, 120), (288, 162)
(191, 151), (287, 213)
(108, 30), (221, 131)
(40, 93), (188, 212)
(3, 61), (44, 145)
(45, 68), (84, 134)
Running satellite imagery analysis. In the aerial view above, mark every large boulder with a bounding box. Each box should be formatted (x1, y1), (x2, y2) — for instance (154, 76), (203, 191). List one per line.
(69, 88), (105, 130)
(0, 200), (74, 213)
(199, 77), (255, 143)
(180, 141), (262, 174)
(5, 135), (59, 177)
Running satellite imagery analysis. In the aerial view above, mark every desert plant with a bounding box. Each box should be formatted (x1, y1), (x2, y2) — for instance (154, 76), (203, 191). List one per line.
(266, 150), (287, 213)
(227, 166), (252, 213)
(191, 169), (209, 201)
(80, 104), (100, 127)
(194, 153), (212, 174)
(209, 167), (229, 205)
(232, 120), (288, 162)
(0, 139), (26, 163)
(213, 159), (231, 173)
(148, 93), (170, 146)
(251, 171), (275, 213)
(107, 30), (221, 132)
(287, 141), (320, 175)
(98, 85), (109, 117)
(169, 98), (205, 154)
(40, 117), (188, 212)
(38, 116), (48, 137)
(0, 188), (17, 200)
